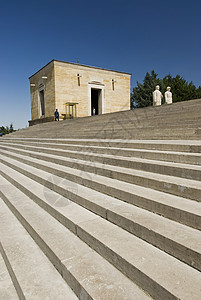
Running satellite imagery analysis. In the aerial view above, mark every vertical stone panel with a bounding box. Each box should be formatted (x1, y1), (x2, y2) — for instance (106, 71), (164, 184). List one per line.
(29, 61), (55, 120)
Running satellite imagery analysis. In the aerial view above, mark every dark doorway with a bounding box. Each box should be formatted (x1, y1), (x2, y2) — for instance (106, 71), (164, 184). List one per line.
(39, 90), (45, 116)
(91, 88), (101, 116)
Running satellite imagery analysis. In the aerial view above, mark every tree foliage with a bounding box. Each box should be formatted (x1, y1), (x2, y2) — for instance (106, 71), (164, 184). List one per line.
(0, 123), (15, 136)
(131, 71), (201, 108)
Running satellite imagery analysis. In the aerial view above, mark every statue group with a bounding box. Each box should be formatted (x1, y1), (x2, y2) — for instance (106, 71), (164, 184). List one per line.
(153, 86), (172, 106)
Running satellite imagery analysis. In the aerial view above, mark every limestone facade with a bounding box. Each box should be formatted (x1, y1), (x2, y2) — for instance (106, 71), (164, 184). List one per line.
(29, 60), (131, 123)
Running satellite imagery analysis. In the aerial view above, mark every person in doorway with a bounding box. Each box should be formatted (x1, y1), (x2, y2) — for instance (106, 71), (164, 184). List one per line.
(92, 107), (96, 116)
(54, 109), (59, 121)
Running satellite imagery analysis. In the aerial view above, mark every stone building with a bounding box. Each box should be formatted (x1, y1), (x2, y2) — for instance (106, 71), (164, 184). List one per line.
(29, 60), (131, 125)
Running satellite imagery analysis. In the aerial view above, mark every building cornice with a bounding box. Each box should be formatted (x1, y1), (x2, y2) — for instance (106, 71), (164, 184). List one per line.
(29, 59), (132, 79)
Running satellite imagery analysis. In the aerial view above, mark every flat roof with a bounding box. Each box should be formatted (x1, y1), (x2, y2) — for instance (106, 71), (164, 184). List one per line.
(29, 59), (132, 79)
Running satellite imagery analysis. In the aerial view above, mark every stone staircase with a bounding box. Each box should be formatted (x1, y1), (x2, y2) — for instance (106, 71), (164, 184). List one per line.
(8, 98), (201, 140)
(0, 99), (201, 299)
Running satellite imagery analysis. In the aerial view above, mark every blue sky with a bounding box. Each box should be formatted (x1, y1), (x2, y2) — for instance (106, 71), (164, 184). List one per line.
(0, 0), (200, 129)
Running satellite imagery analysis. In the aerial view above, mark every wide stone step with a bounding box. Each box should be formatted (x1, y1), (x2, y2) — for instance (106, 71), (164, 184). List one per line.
(0, 175), (153, 300)
(1, 147), (201, 202)
(1, 171), (201, 300)
(1, 160), (201, 274)
(9, 124), (197, 134)
(69, 116), (200, 125)
(0, 196), (78, 300)
(1, 142), (201, 181)
(0, 252), (19, 300)
(1, 154), (201, 231)
(64, 127), (199, 139)
(2, 138), (201, 152)
(3, 141), (201, 165)
(57, 116), (201, 129)
(16, 130), (199, 140)
(7, 129), (200, 140)
(56, 117), (200, 129)
(18, 127), (197, 136)
(55, 127), (197, 135)
(59, 123), (199, 133)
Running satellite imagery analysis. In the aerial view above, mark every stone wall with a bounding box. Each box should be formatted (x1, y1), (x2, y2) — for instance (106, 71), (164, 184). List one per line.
(29, 61), (55, 120)
(54, 61), (131, 118)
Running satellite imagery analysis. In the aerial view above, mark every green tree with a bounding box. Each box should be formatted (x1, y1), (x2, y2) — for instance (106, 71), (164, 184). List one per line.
(131, 71), (201, 108)
(131, 70), (161, 108)
(9, 123), (14, 133)
(0, 123), (15, 135)
(0, 126), (7, 135)
(162, 74), (197, 102)
(196, 86), (201, 99)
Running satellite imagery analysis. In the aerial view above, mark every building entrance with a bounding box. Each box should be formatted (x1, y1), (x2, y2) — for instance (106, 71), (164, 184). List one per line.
(39, 90), (45, 116)
(91, 88), (101, 116)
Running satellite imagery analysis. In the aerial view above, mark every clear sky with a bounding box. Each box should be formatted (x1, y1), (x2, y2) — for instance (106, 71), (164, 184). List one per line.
(0, 0), (200, 129)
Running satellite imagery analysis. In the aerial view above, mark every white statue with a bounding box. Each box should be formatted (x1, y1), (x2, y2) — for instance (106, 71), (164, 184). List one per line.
(153, 85), (163, 106)
(165, 86), (172, 104)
